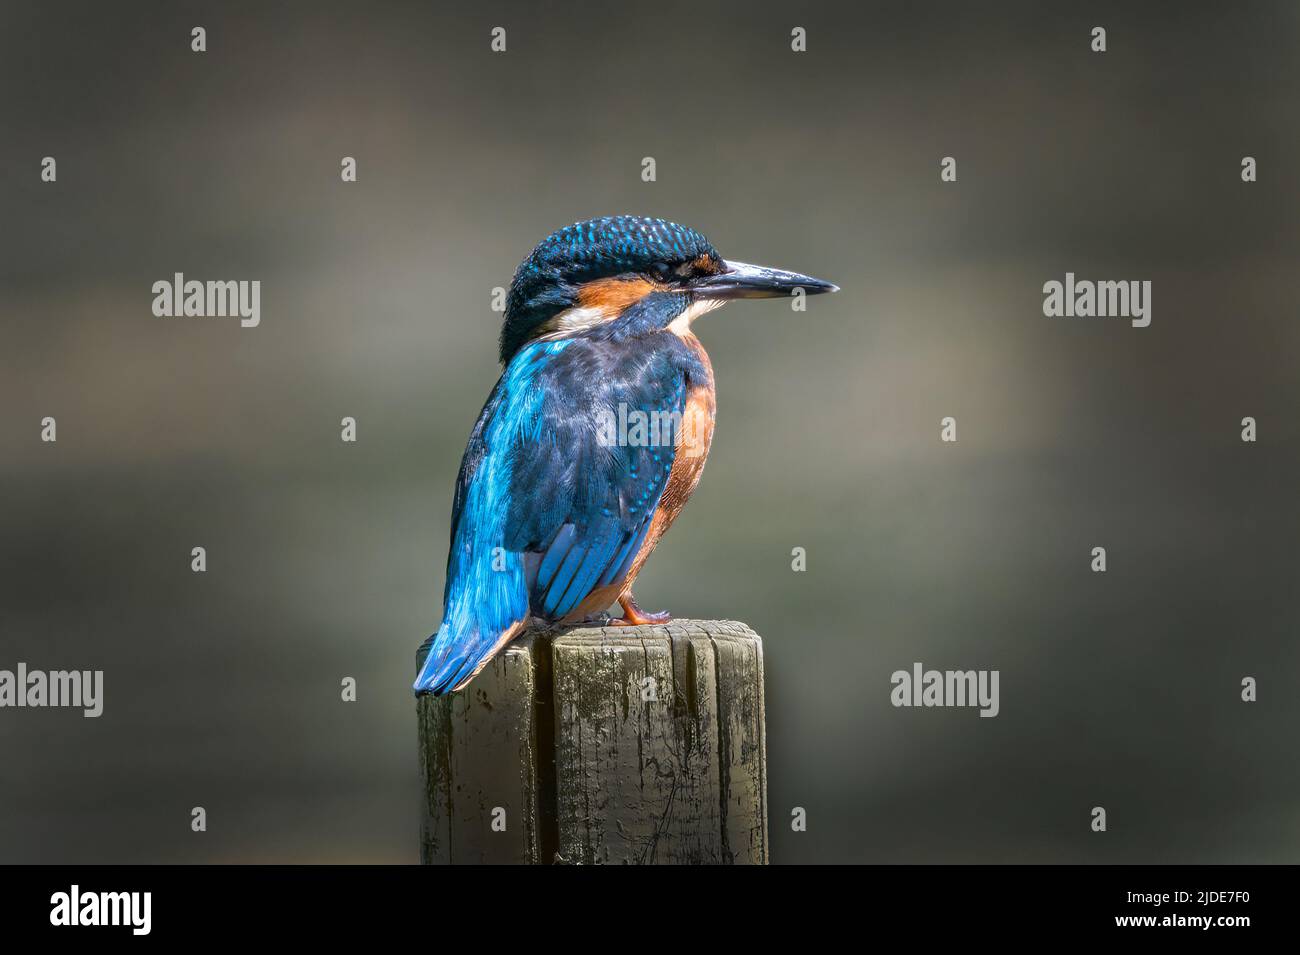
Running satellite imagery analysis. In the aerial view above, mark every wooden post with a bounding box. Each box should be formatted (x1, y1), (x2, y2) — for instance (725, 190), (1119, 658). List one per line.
(416, 620), (768, 864)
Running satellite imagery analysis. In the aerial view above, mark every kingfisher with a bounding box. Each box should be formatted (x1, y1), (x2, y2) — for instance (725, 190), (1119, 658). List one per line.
(414, 215), (837, 695)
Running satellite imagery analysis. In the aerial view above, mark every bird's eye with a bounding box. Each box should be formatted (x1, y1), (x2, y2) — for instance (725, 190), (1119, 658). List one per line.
(649, 262), (672, 280)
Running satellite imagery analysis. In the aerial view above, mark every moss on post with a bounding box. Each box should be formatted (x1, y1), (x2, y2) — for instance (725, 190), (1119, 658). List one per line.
(416, 620), (768, 864)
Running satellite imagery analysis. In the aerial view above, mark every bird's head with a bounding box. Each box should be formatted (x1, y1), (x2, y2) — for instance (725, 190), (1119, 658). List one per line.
(499, 215), (837, 363)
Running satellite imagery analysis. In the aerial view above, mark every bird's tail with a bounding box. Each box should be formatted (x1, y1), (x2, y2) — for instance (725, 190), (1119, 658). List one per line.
(413, 616), (525, 696)
(415, 537), (530, 695)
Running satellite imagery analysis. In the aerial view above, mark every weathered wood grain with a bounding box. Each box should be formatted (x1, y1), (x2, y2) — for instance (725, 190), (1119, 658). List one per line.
(416, 620), (767, 864)
(416, 633), (545, 864)
(706, 623), (769, 863)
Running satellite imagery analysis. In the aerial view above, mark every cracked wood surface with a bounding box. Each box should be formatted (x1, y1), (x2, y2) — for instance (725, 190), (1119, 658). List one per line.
(416, 620), (768, 865)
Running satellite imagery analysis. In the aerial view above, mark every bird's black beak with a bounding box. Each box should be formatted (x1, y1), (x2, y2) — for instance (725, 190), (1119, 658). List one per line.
(689, 260), (839, 300)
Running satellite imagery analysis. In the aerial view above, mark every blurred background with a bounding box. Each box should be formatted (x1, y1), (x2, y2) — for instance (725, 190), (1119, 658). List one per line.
(2, 0), (1297, 863)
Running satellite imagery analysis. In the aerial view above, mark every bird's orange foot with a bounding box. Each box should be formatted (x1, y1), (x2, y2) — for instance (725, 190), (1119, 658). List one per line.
(609, 594), (672, 626)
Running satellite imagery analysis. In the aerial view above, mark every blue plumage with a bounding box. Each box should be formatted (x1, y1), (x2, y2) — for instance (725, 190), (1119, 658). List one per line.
(414, 340), (566, 694)
(415, 215), (836, 695)
(414, 294), (705, 695)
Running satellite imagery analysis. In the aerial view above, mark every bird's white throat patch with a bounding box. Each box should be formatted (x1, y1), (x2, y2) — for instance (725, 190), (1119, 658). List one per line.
(667, 297), (725, 336)
(539, 304), (610, 338)
(540, 296), (725, 341)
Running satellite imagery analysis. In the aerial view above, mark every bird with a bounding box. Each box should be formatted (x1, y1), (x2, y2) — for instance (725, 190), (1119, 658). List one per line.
(414, 215), (837, 695)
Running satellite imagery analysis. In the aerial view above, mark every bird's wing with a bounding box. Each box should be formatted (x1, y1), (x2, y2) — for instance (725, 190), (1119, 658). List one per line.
(415, 334), (688, 694)
(504, 337), (687, 619)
